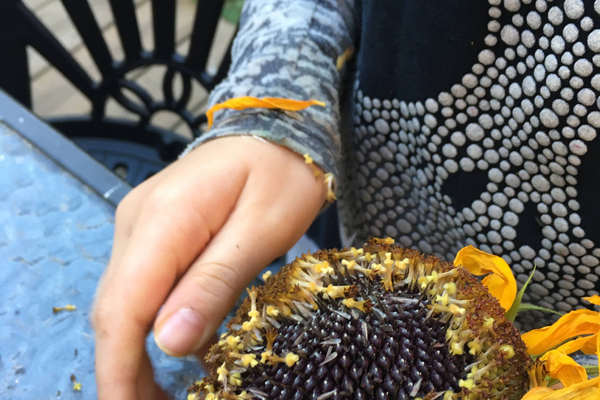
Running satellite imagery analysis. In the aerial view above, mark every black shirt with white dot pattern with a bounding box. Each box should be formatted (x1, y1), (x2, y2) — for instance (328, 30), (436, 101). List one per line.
(336, 0), (600, 329)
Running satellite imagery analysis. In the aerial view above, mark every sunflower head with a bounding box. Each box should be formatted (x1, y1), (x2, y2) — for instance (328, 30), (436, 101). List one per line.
(190, 238), (531, 400)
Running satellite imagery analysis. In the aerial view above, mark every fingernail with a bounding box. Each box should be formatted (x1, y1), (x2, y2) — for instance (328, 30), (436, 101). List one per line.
(155, 308), (204, 357)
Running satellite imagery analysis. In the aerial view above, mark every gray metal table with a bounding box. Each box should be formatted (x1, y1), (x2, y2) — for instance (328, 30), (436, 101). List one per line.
(0, 92), (203, 399)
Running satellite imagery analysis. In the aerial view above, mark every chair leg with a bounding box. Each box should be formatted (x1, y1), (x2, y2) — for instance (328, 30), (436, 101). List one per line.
(0, 0), (32, 108)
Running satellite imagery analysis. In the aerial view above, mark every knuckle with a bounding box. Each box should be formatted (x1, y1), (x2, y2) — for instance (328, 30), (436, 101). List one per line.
(115, 190), (141, 223)
(114, 200), (130, 223)
(191, 262), (241, 300)
(143, 185), (186, 214)
(90, 303), (111, 331)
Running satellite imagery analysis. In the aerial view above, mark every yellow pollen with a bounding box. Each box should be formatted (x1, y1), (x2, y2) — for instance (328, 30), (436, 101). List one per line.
(241, 354), (258, 367)
(451, 342), (464, 355)
(449, 304), (465, 315)
(384, 253), (394, 267)
(285, 352), (300, 367)
(325, 284), (349, 299)
(342, 298), (369, 313)
(436, 293), (450, 306)
(260, 351), (271, 364)
(226, 336), (241, 348)
(262, 271), (272, 280)
(242, 321), (253, 331)
(266, 306), (279, 317)
(443, 391), (453, 400)
(350, 247), (364, 257)
(341, 259), (357, 270)
(499, 345), (515, 359)
(446, 329), (454, 341)
(246, 288), (261, 327)
(316, 262), (334, 274)
(443, 282), (457, 295)
(468, 339), (483, 356)
(187, 393), (198, 400)
(205, 394), (215, 400)
(429, 271), (439, 283)
(307, 281), (318, 292)
(458, 379), (474, 390)
(374, 237), (395, 244)
(217, 362), (228, 381)
(395, 259), (409, 272)
(230, 373), (242, 386)
(483, 317), (495, 330)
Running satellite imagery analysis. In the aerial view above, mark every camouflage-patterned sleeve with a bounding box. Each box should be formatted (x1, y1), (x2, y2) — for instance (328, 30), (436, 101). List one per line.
(180, 0), (358, 178)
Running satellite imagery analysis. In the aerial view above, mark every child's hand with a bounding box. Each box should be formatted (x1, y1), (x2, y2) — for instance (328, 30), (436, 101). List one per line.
(92, 136), (326, 399)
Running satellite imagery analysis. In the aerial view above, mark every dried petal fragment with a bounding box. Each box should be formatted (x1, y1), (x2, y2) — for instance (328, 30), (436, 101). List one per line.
(53, 304), (76, 313)
(206, 97), (325, 128)
(336, 46), (354, 70)
(70, 374), (82, 391)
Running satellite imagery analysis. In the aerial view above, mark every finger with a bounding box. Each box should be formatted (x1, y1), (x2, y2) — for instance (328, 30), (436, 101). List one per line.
(108, 169), (171, 270)
(95, 166), (248, 399)
(137, 350), (170, 400)
(153, 167), (325, 357)
(92, 178), (161, 327)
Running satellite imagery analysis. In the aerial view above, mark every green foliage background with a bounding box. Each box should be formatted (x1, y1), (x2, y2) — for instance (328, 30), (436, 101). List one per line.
(222, 0), (244, 24)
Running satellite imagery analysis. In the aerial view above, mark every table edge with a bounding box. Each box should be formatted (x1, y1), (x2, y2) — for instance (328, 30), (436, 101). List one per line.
(0, 90), (132, 207)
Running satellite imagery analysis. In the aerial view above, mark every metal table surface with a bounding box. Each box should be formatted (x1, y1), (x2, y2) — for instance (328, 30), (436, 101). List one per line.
(0, 115), (202, 399)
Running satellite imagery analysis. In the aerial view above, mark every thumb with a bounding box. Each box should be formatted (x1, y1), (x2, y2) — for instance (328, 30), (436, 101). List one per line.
(153, 167), (325, 357)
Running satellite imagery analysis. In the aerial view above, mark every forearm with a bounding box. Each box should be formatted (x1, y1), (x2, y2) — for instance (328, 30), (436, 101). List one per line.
(182, 0), (358, 177)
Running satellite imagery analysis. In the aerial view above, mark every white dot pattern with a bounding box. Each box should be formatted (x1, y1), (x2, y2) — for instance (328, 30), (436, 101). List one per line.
(339, 0), (600, 329)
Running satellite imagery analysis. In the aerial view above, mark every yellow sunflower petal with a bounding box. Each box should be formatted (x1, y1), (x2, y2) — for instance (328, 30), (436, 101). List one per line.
(454, 245), (517, 311)
(521, 376), (600, 400)
(205, 97), (326, 128)
(522, 386), (554, 398)
(597, 328), (600, 361)
(583, 295), (600, 306)
(521, 309), (600, 355)
(540, 350), (588, 387)
(553, 334), (598, 356)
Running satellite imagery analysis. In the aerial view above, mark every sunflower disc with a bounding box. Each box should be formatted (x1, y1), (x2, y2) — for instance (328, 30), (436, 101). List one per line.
(190, 238), (531, 400)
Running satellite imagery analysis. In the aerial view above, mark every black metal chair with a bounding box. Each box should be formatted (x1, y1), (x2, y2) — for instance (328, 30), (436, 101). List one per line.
(0, 0), (341, 248)
(0, 0), (233, 186)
